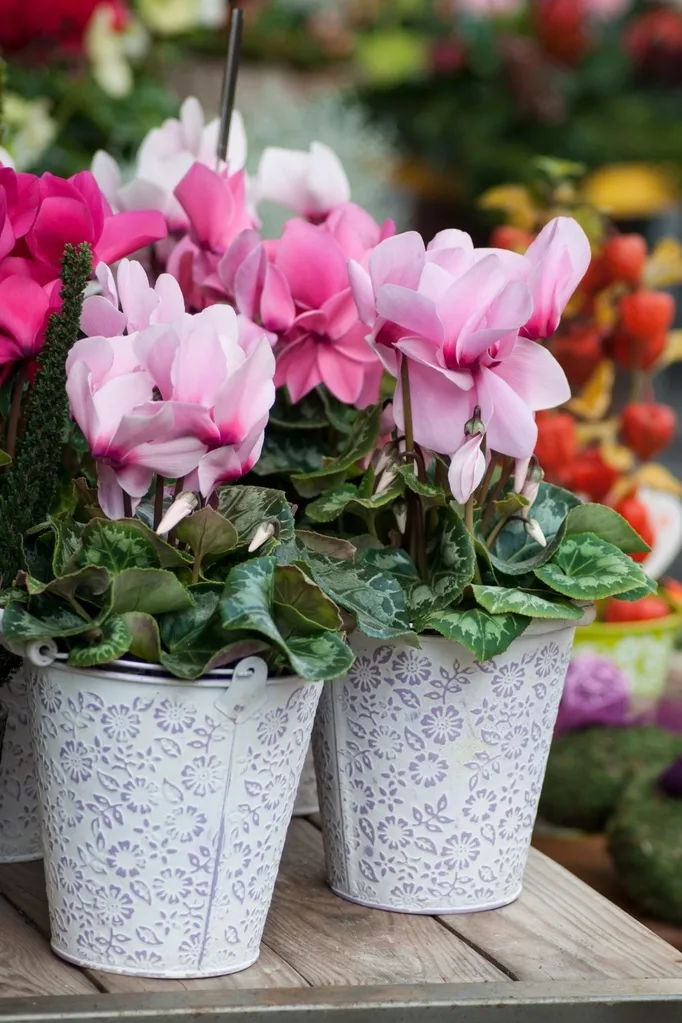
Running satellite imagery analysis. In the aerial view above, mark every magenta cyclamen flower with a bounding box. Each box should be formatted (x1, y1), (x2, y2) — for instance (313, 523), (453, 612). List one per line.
(167, 163), (256, 312)
(348, 218), (588, 485)
(271, 205), (394, 407)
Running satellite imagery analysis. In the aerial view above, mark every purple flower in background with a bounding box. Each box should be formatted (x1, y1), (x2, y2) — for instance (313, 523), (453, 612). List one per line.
(554, 655), (630, 736)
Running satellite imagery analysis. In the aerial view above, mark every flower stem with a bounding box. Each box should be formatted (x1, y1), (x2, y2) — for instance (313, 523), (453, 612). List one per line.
(6, 362), (27, 462)
(400, 357), (415, 458)
(123, 492), (133, 519)
(486, 512), (513, 550)
(476, 452), (499, 510)
(464, 494), (475, 535)
(154, 475), (165, 531)
(481, 456), (512, 531)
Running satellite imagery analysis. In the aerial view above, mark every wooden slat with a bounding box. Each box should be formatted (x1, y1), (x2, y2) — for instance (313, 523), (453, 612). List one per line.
(0, 861), (307, 994)
(0, 894), (96, 997)
(533, 833), (682, 953)
(263, 820), (508, 986)
(439, 849), (682, 982)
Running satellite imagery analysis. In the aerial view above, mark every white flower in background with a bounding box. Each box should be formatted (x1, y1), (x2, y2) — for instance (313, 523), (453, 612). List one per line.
(85, 5), (150, 99)
(452, 0), (524, 15)
(256, 140), (350, 218)
(92, 96), (246, 229)
(0, 94), (56, 171)
(138, 0), (227, 35)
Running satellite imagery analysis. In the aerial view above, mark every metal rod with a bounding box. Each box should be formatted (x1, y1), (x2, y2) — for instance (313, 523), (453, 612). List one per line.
(216, 3), (244, 168)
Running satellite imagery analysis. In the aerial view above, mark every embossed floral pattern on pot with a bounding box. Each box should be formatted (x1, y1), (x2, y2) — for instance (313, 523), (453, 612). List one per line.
(313, 623), (577, 914)
(0, 666), (42, 863)
(27, 660), (321, 978)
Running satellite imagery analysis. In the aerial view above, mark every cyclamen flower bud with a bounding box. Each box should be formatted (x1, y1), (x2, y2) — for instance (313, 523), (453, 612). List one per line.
(524, 517), (547, 548)
(464, 405), (486, 438)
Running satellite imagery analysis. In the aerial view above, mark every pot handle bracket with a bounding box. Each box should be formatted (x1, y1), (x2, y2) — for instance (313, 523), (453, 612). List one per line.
(214, 656), (269, 725)
(0, 609), (59, 667)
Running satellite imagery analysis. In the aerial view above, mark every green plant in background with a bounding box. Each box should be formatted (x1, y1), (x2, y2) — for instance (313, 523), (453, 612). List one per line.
(345, 0), (682, 201)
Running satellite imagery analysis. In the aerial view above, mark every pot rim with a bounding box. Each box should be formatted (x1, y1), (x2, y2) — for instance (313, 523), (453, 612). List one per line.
(39, 654), (301, 690)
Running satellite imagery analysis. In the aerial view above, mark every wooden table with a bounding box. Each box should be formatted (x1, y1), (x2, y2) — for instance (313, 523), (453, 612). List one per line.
(0, 819), (681, 1022)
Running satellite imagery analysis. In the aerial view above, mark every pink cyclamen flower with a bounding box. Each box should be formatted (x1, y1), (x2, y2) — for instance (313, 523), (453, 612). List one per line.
(81, 258), (185, 338)
(0, 166), (41, 260)
(135, 304), (276, 498)
(272, 211), (394, 407)
(167, 162), (256, 311)
(92, 96), (247, 230)
(514, 217), (592, 340)
(218, 229), (295, 334)
(25, 170), (167, 275)
(0, 276), (60, 382)
(350, 219), (586, 461)
(256, 141), (350, 220)
(66, 339), (209, 519)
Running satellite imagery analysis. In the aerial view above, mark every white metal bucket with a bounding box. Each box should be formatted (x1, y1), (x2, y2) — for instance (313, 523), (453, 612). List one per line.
(26, 656), (321, 978)
(0, 666), (42, 863)
(313, 621), (578, 914)
(293, 744), (318, 816)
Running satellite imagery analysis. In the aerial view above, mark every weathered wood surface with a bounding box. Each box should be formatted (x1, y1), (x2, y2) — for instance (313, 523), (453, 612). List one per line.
(0, 818), (680, 1004)
(533, 833), (682, 953)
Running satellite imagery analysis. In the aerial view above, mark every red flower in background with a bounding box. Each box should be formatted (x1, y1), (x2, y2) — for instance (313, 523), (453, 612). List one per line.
(625, 7), (682, 82)
(0, 0), (128, 54)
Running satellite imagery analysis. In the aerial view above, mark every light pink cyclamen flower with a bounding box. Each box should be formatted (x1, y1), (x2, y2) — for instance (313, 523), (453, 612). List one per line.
(349, 217), (588, 468)
(92, 97), (247, 230)
(272, 206), (394, 407)
(81, 259), (185, 338)
(135, 304), (276, 498)
(256, 141), (350, 220)
(66, 338), (209, 520)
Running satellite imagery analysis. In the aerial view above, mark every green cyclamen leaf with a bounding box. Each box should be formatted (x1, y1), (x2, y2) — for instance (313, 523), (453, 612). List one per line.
(472, 585), (583, 621)
(613, 577), (659, 602)
(158, 584), (222, 652)
(428, 505), (476, 604)
(424, 607), (530, 661)
(71, 519), (160, 573)
(217, 485), (295, 546)
(489, 481), (581, 575)
(565, 504), (651, 554)
(292, 405), (381, 484)
(175, 506), (239, 566)
(67, 615), (132, 668)
(219, 557), (353, 680)
(121, 612), (162, 663)
(2, 598), (92, 641)
(534, 532), (650, 600)
(109, 568), (195, 616)
(303, 550), (412, 640)
(305, 484), (361, 523)
(25, 565), (110, 604)
(273, 564), (343, 633)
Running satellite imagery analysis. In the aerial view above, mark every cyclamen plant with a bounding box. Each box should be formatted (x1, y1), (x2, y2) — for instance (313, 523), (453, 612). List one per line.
(0, 98), (652, 681)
